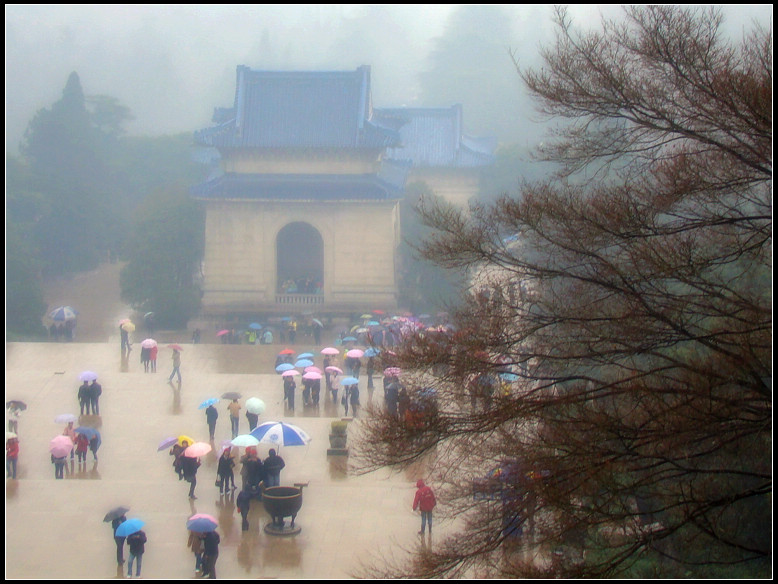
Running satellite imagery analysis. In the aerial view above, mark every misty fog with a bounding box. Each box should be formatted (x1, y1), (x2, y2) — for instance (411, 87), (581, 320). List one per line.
(5, 4), (772, 155)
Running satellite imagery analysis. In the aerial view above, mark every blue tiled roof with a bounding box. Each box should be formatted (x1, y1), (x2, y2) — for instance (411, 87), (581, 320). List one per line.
(374, 105), (496, 168)
(191, 171), (408, 201)
(195, 66), (400, 150)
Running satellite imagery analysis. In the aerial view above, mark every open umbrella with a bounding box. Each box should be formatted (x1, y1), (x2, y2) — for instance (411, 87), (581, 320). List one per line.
(384, 367), (402, 377)
(294, 359), (314, 368)
(168, 344), (184, 351)
(278, 348), (295, 355)
(78, 371), (98, 382)
(364, 347), (380, 357)
(198, 398), (219, 409)
(245, 397), (266, 415)
(157, 436), (178, 451)
(216, 329), (230, 337)
(49, 306), (78, 321)
(49, 435), (74, 458)
(140, 338), (158, 349)
(340, 377), (359, 386)
(312, 318), (324, 327)
(346, 349), (365, 359)
(103, 506), (131, 522)
(75, 426), (98, 439)
(248, 322), (263, 330)
(304, 366), (322, 374)
(7, 432), (18, 440)
(360, 314), (373, 320)
(303, 371), (322, 380)
(183, 442), (212, 457)
(6, 400), (27, 411)
(54, 413), (78, 424)
(119, 318), (132, 326)
(342, 336), (358, 343)
(281, 370), (300, 377)
(296, 352), (314, 360)
(325, 366), (343, 375)
(231, 434), (260, 447)
(115, 518), (145, 537)
(187, 515), (218, 533)
(275, 363), (295, 373)
(320, 347), (339, 356)
(121, 322), (135, 333)
(177, 435), (195, 447)
(221, 391), (242, 400)
(250, 421), (312, 447)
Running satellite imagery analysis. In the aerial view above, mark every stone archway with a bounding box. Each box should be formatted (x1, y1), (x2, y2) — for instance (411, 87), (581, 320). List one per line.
(276, 222), (324, 294)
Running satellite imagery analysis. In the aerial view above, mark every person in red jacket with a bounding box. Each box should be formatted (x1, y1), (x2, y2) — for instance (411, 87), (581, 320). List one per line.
(412, 479), (437, 535)
(6, 437), (19, 479)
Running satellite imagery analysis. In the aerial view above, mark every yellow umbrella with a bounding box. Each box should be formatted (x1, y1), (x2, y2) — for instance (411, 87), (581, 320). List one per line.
(121, 322), (136, 332)
(177, 435), (195, 447)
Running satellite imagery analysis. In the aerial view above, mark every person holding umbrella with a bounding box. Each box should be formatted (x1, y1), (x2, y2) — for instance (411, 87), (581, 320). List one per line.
(205, 404), (218, 441)
(126, 527), (147, 578)
(89, 378), (102, 416)
(217, 446), (236, 495)
(74, 431), (89, 464)
(106, 510), (128, 566)
(227, 399), (241, 439)
(63, 421), (77, 460)
(201, 529), (220, 579)
(182, 452), (202, 499)
(187, 529), (205, 575)
(78, 380), (91, 416)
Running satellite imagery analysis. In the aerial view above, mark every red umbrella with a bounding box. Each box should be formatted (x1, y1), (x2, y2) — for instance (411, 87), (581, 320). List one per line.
(216, 330), (230, 337)
(279, 348), (295, 355)
(167, 344), (184, 351)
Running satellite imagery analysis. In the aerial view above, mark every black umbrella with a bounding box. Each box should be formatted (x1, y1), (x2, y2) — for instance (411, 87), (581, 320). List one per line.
(103, 506), (130, 522)
(221, 392), (242, 400)
(6, 400), (27, 411)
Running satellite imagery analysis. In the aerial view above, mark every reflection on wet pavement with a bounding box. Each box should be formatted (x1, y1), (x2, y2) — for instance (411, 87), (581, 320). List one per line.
(6, 341), (429, 579)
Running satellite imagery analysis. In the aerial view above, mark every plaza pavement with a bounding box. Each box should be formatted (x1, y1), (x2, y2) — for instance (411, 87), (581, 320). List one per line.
(5, 339), (433, 579)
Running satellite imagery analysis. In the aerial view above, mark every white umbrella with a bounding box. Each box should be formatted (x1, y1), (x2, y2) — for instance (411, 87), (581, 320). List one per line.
(245, 397), (266, 415)
(231, 434), (260, 447)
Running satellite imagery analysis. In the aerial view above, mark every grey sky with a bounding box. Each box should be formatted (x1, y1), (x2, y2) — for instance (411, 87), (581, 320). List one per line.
(5, 4), (771, 155)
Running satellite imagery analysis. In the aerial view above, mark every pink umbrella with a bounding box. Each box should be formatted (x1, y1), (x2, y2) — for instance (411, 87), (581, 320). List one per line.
(183, 442), (212, 457)
(188, 512), (218, 523)
(325, 366), (343, 375)
(303, 371), (322, 380)
(346, 349), (365, 358)
(50, 435), (74, 458)
(320, 347), (340, 356)
(216, 330), (230, 337)
(167, 344), (184, 351)
(140, 338), (157, 349)
(384, 367), (402, 377)
(281, 370), (300, 377)
(304, 366), (322, 374)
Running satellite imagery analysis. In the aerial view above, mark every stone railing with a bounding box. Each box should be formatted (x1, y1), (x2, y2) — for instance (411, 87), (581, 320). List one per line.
(275, 294), (325, 306)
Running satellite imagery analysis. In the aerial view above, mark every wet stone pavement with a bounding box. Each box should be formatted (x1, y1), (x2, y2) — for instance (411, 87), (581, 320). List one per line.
(5, 340), (432, 579)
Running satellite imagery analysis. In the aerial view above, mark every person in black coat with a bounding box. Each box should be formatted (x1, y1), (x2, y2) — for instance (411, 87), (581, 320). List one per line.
(181, 455), (201, 499)
(283, 376), (296, 411)
(217, 447), (236, 495)
(126, 529), (147, 578)
(263, 449), (285, 487)
(202, 530), (220, 579)
(89, 379), (102, 415)
(245, 409), (259, 431)
(111, 514), (127, 565)
(205, 405), (218, 441)
(236, 489), (252, 531)
(78, 381), (91, 415)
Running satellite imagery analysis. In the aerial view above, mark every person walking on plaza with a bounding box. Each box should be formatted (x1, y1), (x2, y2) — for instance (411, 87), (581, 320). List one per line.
(187, 529), (205, 576)
(171, 440), (188, 480)
(6, 436), (19, 480)
(245, 408), (259, 432)
(217, 446), (236, 495)
(78, 380), (91, 416)
(237, 488), (252, 531)
(141, 346), (151, 372)
(182, 454), (201, 499)
(283, 376), (296, 411)
(169, 349), (182, 383)
(89, 432), (101, 461)
(52, 453), (66, 479)
(263, 448), (285, 487)
(412, 479), (437, 535)
(349, 383), (361, 418)
(74, 431), (89, 464)
(149, 344), (158, 373)
(202, 529), (220, 579)
(63, 421), (77, 460)
(126, 528), (147, 578)
(120, 325), (131, 352)
(227, 399), (241, 439)
(7, 404), (21, 433)
(111, 513), (127, 566)
(89, 378), (102, 415)
(205, 404), (218, 441)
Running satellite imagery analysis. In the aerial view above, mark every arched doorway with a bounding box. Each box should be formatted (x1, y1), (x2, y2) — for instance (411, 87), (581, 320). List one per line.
(276, 222), (324, 294)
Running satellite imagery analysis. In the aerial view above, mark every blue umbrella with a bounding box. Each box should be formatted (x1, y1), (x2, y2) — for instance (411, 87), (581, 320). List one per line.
(296, 352), (314, 360)
(75, 426), (98, 439)
(294, 359), (314, 368)
(275, 363), (295, 373)
(248, 323), (263, 330)
(115, 517), (145, 537)
(342, 336), (358, 342)
(186, 516), (218, 533)
(340, 376), (359, 386)
(198, 398), (219, 409)
(49, 306), (78, 321)
(250, 421), (311, 447)
(364, 347), (380, 357)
